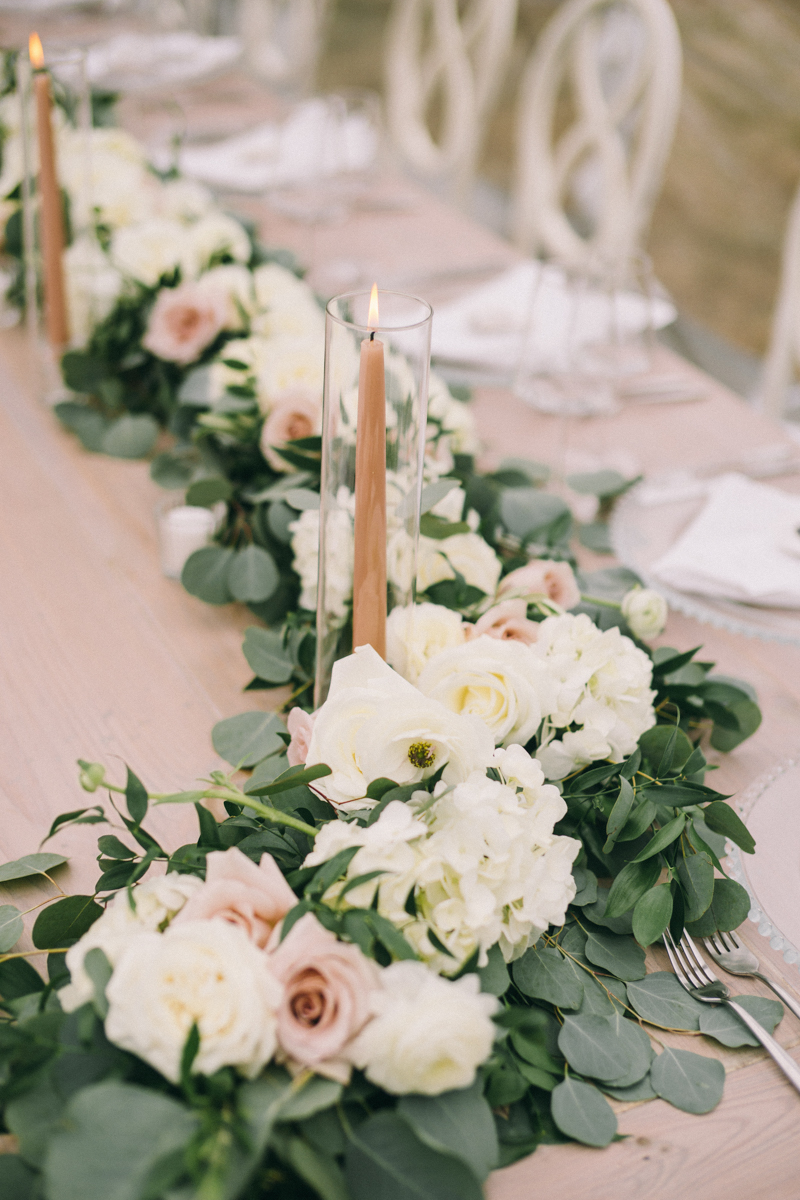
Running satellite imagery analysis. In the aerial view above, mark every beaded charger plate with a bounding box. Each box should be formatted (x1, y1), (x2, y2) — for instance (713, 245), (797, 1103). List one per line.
(610, 485), (800, 647)
(727, 758), (800, 971)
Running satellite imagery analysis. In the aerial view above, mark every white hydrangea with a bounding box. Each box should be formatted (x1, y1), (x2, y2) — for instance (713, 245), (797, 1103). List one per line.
(416, 530), (502, 596)
(180, 212), (251, 279)
(532, 612), (656, 780)
(64, 234), (123, 348)
(60, 872), (203, 1012)
(290, 486), (353, 617)
(386, 602), (466, 684)
(427, 373), (479, 456)
(348, 962), (497, 1096)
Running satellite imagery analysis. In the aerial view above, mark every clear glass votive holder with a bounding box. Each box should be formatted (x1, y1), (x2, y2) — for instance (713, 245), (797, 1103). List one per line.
(315, 289), (433, 706)
(155, 495), (217, 580)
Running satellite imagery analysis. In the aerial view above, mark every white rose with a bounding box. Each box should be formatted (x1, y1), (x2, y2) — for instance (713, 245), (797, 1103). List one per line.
(181, 213), (251, 279)
(253, 332), (324, 414)
(386, 602), (466, 684)
(621, 586), (668, 640)
(157, 177), (214, 223)
(196, 263), (255, 327)
(349, 962), (497, 1095)
(416, 531), (502, 597)
(305, 645), (495, 809)
(60, 872), (203, 1012)
(111, 218), (187, 286)
(417, 635), (554, 747)
(105, 920), (282, 1083)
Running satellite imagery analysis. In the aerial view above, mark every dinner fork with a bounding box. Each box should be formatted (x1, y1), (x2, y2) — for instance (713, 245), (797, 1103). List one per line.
(703, 930), (800, 1023)
(663, 930), (800, 1095)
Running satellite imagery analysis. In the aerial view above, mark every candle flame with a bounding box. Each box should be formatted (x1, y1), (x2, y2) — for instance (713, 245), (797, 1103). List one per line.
(29, 32), (44, 69)
(367, 283), (379, 328)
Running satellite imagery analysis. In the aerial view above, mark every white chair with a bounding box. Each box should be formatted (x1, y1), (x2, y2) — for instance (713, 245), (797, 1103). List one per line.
(758, 180), (800, 419)
(384, 0), (518, 203)
(512, 0), (682, 268)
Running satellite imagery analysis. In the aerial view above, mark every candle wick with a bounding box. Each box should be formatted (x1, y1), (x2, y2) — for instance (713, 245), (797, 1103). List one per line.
(369, 330), (375, 341)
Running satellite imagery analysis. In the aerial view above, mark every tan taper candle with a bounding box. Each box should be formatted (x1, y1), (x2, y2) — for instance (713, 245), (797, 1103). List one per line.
(352, 286), (387, 657)
(29, 34), (69, 348)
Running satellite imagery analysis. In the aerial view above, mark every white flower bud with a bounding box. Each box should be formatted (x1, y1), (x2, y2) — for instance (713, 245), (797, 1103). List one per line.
(621, 587), (668, 641)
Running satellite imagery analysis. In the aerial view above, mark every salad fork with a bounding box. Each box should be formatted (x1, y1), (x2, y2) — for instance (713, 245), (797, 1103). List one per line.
(703, 930), (800, 1023)
(663, 929), (800, 1095)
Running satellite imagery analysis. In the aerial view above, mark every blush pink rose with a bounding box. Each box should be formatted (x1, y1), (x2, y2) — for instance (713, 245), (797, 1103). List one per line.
(261, 391), (321, 471)
(268, 912), (382, 1081)
(287, 707), (315, 767)
(464, 599), (541, 646)
(497, 560), (581, 610)
(142, 281), (227, 365)
(172, 846), (296, 949)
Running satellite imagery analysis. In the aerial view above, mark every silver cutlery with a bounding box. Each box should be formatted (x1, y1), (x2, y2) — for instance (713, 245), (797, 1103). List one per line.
(663, 929), (800, 1094)
(703, 929), (800, 1024)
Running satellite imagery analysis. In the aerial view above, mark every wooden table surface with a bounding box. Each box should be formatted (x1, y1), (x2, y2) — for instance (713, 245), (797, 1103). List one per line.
(3, 151), (800, 1198)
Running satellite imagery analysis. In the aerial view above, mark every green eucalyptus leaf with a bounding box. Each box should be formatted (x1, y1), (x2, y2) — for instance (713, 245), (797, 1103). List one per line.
(626, 972), (706, 1030)
(630, 813), (686, 863)
(702, 802), (755, 854)
(149, 452), (194, 490)
(602, 1073), (657, 1102)
(125, 766), (148, 825)
(512, 946), (584, 1010)
(345, 1111), (484, 1200)
(477, 943), (510, 996)
(0, 853), (67, 884)
(279, 1077), (342, 1121)
(578, 522), (612, 553)
(698, 995), (784, 1048)
(685, 878), (751, 937)
(604, 858), (661, 920)
(0, 905), (23, 952)
(185, 476), (233, 507)
(398, 1080), (498, 1182)
(566, 469), (627, 497)
(500, 489), (569, 539)
(650, 1047), (724, 1114)
(571, 866), (598, 907)
(212, 711), (287, 768)
(100, 414), (159, 459)
(0, 1156), (37, 1199)
(32, 896), (103, 950)
(0, 957), (46, 999)
(557, 1013), (641, 1083)
(282, 1136), (349, 1200)
(604, 777), (634, 852)
(181, 546), (235, 605)
(616, 800), (657, 842)
(709, 698), (761, 752)
(632, 884), (674, 947)
(550, 1078), (617, 1147)
(584, 926), (646, 981)
(638, 725), (694, 776)
(676, 852), (715, 922)
(582, 886), (634, 935)
(242, 627), (294, 684)
(227, 545), (280, 604)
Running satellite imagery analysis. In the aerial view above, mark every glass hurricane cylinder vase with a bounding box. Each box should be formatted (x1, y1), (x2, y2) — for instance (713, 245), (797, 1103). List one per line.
(314, 289), (432, 705)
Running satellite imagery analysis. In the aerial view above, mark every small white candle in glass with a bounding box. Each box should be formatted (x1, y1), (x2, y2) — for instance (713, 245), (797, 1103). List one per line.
(156, 502), (216, 580)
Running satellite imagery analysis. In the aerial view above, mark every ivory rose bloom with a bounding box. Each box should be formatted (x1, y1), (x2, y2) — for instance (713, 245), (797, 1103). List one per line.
(260, 390), (321, 471)
(416, 635), (554, 747)
(111, 218), (187, 286)
(416, 531), (502, 596)
(304, 645), (495, 809)
(142, 281), (228, 365)
(172, 847), (296, 948)
(268, 913), (381, 1081)
(105, 920), (282, 1083)
(349, 962), (497, 1096)
(386, 602), (466, 684)
(464, 599), (541, 646)
(60, 872), (203, 1013)
(180, 212), (251, 279)
(287, 707), (316, 766)
(622, 586), (668, 640)
(498, 560), (581, 611)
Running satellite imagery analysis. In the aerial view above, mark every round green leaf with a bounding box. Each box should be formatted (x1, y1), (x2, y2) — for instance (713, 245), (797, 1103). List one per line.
(558, 1013), (642, 1083)
(632, 883), (674, 947)
(398, 1080), (498, 1182)
(550, 1078), (617, 1147)
(227, 545), (280, 604)
(477, 943), (510, 996)
(0, 905), (23, 952)
(0, 853), (68, 884)
(685, 878), (751, 937)
(698, 995), (784, 1048)
(181, 546), (234, 605)
(709, 698), (761, 752)
(512, 946), (584, 1010)
(242, 627), (294, 684)
(212, 711), (287, 768)
(566, 468), (627, 496)
(100, 414), (159, 459)
(149, 452), (194, 490)
(602, 1073), (657, 1102)
(345, 1111), (483, 1200)
(185, 476), (233, 507)
(584, 927), (646, 981)
(638, 725), (695, 776)
(499, 488), (569, 539)
(32, 896), (103, 950)
(650, 1047), (724, 1114)
(626, 972), (706, 1030)
(676, 851), (715, 923)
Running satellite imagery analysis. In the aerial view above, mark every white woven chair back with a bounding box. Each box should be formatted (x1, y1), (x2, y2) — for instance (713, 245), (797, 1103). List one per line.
(513, 0), (681, 267)
(759, 180), (800, 418)
(384, 0), (518, 201)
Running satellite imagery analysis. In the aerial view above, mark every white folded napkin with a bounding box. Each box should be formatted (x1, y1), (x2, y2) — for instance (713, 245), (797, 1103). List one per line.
(650, 473), (800, 608)
(430, 261), (675, 372)
(85, 33), (242, 93)
(177, 99), (378, 193)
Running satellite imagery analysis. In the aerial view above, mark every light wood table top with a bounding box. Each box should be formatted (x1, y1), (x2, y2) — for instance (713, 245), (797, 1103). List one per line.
(2, 190), (800, 1198)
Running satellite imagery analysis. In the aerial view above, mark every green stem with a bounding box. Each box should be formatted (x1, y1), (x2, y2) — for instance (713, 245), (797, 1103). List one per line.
(206, 788), (318, 840)
(581, 594), (622, 610)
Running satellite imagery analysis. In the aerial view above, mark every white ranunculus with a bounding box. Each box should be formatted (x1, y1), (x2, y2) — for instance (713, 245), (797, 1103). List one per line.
(386, 602), (466, 684)
(63, 235), (124, 348)
(532, 612), (656, 775)
(349, 962), (497, 1095)
(105, 919), (282, 1083)
(416, 635), (553, 747)
(416, 531), (502, 598)
(60, 872), (203, 1012)
(304, 645), (495, 809)
(621, 586), (668, 641)
(111, 218), (187, 286)
(181, 213), (251, 279)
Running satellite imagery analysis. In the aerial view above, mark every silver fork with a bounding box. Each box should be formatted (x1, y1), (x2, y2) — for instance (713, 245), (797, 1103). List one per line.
(663, 930), (800, 1095)
(703, 930), (800, 1023)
